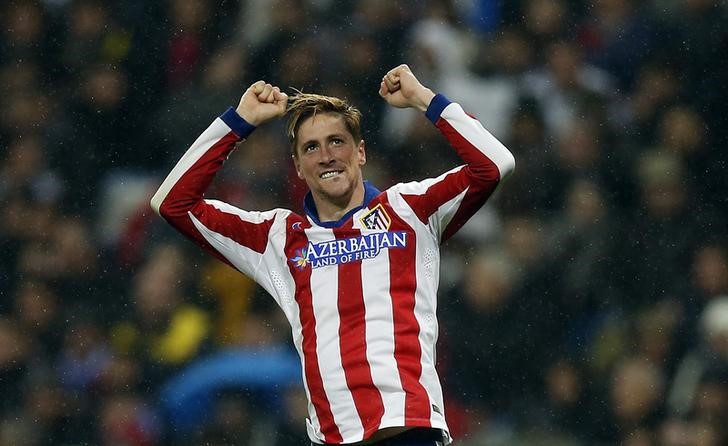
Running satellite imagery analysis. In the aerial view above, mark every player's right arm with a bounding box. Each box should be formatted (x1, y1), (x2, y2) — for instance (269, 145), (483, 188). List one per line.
(150, 82), (289, 277)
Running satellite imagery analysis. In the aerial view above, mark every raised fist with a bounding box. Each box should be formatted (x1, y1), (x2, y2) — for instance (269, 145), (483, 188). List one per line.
(236, 80), (288, 126)
(378, 64), (435, 112)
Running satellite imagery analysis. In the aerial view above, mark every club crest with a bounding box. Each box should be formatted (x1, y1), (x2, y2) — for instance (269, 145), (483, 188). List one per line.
(359, 204), (391, 231)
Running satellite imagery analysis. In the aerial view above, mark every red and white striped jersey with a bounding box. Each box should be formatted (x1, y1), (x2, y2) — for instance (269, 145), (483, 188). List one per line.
(150, 94), (514, 444)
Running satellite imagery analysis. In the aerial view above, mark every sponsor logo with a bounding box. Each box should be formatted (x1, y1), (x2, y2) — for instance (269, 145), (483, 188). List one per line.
(290, 248), (309, 270)
(289, 231), (408, 270)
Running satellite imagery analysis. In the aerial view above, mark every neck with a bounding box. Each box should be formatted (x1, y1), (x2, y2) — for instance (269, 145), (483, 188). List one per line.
(313, 183), (366, 222)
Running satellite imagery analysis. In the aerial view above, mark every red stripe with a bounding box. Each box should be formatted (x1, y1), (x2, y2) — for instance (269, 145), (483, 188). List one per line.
(434, 118), (501, 242)
(190, 203), (274, 254)
(333, 226), (385, 437)
(159, 131), (239, 221)
(439, 186), (490, 242)
(434, 117), (501, 182)
(383, 199), (431, 425)
(285, 216), (342, 443)
(401, 170), (464, 225)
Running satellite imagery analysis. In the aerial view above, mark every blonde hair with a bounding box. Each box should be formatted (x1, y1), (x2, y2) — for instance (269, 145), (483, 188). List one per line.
(286, 92), (362, 157)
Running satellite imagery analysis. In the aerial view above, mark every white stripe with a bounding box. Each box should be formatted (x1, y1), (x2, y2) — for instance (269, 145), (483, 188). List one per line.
(205, 199), (284, 225)
(257, 211), (296, 312)
(440, 103), (515, 179)
(263, 228), (324, 442)
(306, 227), (363, 442)
(262, 223), (320, 435)
(412, 231), (447, 428)
(271, 261), (322, 440)
(188, 212), (268, 283)
(150, 117), (232, 214)
(360, 228), (405, 427)
(429, 188), (468, 240)
(393, 166), (464, 197)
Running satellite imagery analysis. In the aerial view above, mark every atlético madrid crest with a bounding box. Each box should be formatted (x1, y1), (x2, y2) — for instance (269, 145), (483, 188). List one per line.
(359, 204), (391, 230)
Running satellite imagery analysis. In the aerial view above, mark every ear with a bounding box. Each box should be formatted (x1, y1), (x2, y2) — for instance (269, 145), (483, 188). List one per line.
(358, 140), (366, 166)
(292, 155), (304, 179)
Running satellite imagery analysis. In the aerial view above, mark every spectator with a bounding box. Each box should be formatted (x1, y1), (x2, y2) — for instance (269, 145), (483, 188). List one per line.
(596, 356), (666, 443)
(1, 1), (727, 443)
(621, 151), (699, 305)
(577, 0), (657, 89)
(110, 243), (211, 387)
(522, 39), (615, 137)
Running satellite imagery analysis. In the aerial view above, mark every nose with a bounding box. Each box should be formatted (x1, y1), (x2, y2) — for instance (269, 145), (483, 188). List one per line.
(317, 145), (334, 164)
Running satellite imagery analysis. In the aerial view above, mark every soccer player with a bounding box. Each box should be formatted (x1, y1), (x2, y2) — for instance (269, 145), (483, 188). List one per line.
(151, 64), (515, 445)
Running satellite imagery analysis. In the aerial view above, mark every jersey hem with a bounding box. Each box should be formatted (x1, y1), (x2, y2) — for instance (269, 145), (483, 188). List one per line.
(308, 419), (451, 445)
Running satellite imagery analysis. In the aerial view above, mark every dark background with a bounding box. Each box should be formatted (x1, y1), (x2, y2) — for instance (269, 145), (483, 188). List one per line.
(1, 0), (727, 444)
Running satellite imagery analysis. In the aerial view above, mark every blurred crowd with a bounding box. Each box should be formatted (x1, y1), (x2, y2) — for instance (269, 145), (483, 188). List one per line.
(1, 0), (727, 445)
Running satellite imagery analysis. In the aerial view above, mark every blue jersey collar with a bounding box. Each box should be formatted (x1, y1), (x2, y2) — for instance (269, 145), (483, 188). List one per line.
(303, 181), (381, 228)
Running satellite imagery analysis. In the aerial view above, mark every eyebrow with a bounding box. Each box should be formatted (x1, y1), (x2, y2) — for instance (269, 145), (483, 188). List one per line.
(298, 133), (348, 149)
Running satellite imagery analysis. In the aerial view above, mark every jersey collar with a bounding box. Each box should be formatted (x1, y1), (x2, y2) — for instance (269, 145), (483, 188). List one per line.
(303, 181), (381, 228)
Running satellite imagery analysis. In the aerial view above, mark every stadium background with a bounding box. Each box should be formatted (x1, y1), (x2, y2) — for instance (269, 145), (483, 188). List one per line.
(1, 0), (727, 444)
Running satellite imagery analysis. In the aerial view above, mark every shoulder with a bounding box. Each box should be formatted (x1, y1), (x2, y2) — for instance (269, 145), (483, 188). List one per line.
(386, 166), (466, 196)
(204, 200), (295, 221)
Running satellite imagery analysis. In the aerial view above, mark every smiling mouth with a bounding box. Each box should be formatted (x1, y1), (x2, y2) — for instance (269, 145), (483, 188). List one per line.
(319, 170), (343, 179)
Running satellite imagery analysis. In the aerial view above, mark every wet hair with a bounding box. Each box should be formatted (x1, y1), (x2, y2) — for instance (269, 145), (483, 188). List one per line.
(285, 92), (362, 157)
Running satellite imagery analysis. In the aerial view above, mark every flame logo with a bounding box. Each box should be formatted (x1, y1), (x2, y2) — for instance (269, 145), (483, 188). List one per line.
(289, 248), (309, 270)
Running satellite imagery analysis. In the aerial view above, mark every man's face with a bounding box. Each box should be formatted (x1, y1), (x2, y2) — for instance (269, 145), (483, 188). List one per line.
(293, 112), (365, 208)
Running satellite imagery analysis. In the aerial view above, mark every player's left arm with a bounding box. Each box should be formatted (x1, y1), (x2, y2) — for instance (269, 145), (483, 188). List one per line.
(380, 64), (515, 242)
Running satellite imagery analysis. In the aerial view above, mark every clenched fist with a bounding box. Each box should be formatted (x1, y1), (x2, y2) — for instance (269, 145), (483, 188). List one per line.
(378, 64), (435, 112)
(236, 80), (288, 126)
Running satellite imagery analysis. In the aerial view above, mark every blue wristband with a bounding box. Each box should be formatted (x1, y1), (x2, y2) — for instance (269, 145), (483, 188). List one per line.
(425, 94), (452, 124)
(220, 107), (256, 139)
